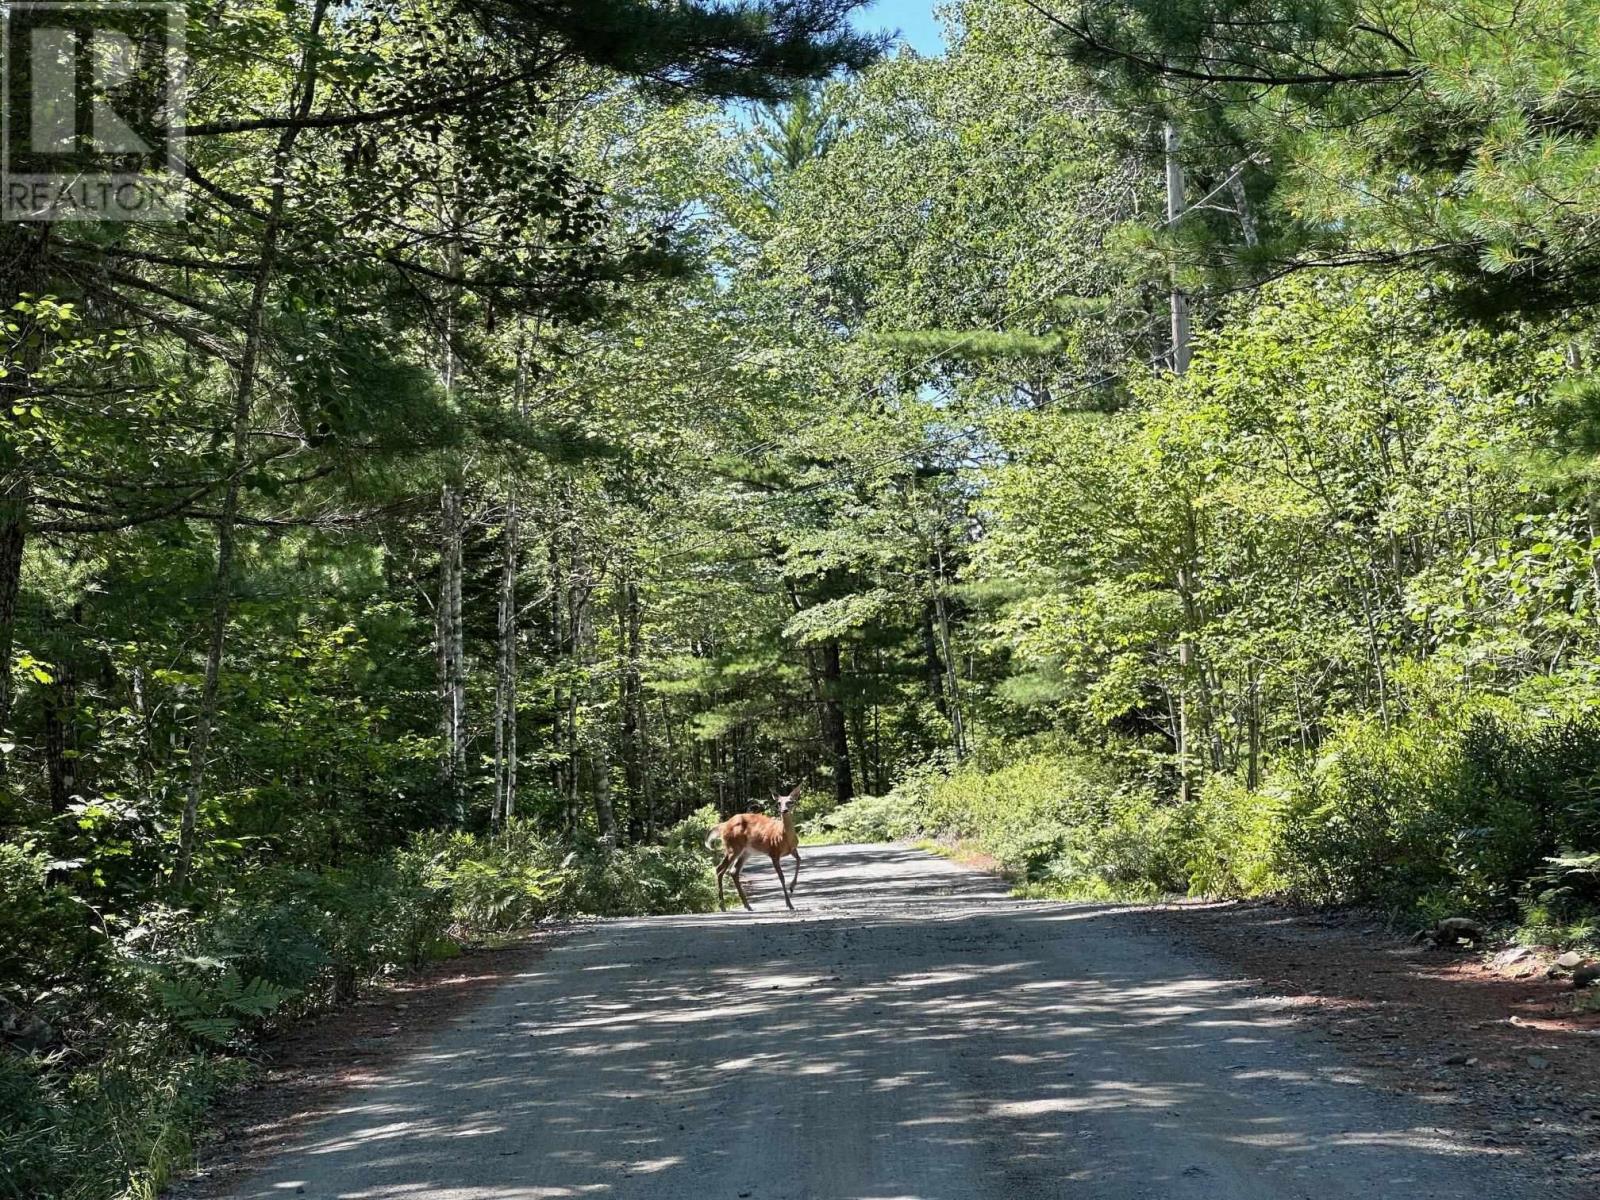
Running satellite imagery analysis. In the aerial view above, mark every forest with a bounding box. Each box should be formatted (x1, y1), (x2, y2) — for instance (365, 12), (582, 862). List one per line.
(5, 1), (1600, 1195)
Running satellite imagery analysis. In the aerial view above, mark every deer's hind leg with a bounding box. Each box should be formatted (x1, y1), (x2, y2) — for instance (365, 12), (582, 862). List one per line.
(730, 855), (753, 911)
(714, 852), (735, 910)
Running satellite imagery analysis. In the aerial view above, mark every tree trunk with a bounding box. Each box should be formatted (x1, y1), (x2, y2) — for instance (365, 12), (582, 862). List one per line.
(578, 568), (615, 844)
(872, 647), (885, 793)
(921, 601), (950, 718)
(819, 639), (854, 804)
(547, 520), (567, 822)
(592, 731), (615, 845)
(847, 678), (871, 799)
(784, 577), (853, 801)
(449, 497), (466, 813)
(932, 542), (967, 760)
(435, 186), (469, 823)
(42, 670), (72, 817)
(0, 226), (50, 752)
(495, 332), (533, 826)
(505, 644), (518, 824)
(1246, 664), (1262, 790)
(619, 575), (648, 841)
(1165, 121), (1192, 374)
(493, 493), (519, 827)
(174, 0), (330, 892)
(1173, 507), (1206, 804)
(1228, 170), (1260, 248)
(563, 507), (582, 835)
(0, 479), (25, 744)
(633, 591), (654, 839)
(1165, 125), (1197, 803)
(437, 483), (467, 819)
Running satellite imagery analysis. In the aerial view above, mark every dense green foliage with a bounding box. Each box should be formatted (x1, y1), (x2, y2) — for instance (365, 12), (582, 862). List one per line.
(736, 0), (1600, 924)
(0, 3), (872, 1196)
(8, 0), (1600, 1194)
(838, 709), (1600, 921)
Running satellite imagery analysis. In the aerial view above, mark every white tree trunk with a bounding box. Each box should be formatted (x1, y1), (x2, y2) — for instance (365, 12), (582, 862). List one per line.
(1164, 121), (1192, 375)
(494, 493), (519, 826)
(1228, 171), (1260, 248)
(1165, 119), (1195, 804)
(933, 539), (966, 761)
(435, 196), (469, 823)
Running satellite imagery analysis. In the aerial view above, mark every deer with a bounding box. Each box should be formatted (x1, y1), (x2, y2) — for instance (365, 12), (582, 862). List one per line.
(704, 783), (803, 911)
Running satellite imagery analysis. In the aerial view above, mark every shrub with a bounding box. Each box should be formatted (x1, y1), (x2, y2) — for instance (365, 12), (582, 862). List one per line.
(0, 842), (112, 1040)
(2, 816), (728, 1200)
(410, 820), (569, 935)
(1183, 774), (1285, 898)
(180, 856), (451, 1014)
(814, 793), (922, 843)
(916, 748), (1185, 897)
(1458, 715), (1600, 904)
(1274, 710), (1600, 915)
(921, 751), (1086, 873)
(559, 842), (716, 916)
(663, 805), (721, 851)
(1022, 787), (1190, 900)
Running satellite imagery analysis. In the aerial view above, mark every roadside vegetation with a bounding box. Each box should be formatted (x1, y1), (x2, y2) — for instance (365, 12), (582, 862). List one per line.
(822, 713), (1600, 946)
(7, 0), (1600, 1196)
(1, 815), (716, 1200)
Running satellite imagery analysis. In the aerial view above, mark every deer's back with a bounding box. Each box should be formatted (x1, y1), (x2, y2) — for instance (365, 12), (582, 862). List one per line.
(719, 812), (793, 853)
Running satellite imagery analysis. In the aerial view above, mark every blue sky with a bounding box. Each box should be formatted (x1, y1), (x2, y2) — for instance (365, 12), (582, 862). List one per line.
(849, 0), (945, 56)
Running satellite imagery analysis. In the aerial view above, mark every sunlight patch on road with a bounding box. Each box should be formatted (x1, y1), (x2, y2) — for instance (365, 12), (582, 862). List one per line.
(622, 1156), (683, 1174)
(796, 1059), (843, 1075)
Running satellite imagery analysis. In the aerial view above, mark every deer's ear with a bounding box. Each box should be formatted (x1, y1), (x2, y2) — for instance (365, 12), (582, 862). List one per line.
(788, 783), (804, 800)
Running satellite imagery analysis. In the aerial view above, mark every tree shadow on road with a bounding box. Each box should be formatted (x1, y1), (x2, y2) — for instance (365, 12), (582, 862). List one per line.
(222, 845), (1555, 1200)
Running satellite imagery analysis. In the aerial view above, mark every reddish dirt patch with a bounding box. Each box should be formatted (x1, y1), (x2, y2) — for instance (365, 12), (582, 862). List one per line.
(926, 840), (1600, 1191)
(915, 836), (1008, 879)
(167, 929), (565, 1200)
(1142, 902), (1600, 1191)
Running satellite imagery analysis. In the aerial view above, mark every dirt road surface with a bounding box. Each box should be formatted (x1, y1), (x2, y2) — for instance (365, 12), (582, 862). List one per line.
(218, 844), (1558, 1199)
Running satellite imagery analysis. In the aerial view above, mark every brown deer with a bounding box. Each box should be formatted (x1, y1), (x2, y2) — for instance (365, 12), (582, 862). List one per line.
(704, 784), (803, 911)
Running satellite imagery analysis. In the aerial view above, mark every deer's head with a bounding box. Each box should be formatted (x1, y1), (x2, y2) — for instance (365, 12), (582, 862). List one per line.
(773, 783), (803, 816)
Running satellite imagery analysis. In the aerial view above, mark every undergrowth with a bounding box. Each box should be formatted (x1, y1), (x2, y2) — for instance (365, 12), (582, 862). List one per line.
(0, 814), (714, 1200)
(824, 710), (1600, 929)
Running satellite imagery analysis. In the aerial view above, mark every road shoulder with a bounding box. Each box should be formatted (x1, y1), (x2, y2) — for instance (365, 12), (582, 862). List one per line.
(166, 929), (565, 1200)
(1139, 901), (1600, 1191)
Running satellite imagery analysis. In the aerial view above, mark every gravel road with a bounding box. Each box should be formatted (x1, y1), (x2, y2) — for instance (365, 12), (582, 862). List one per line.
(222, 843), (1548, 1199)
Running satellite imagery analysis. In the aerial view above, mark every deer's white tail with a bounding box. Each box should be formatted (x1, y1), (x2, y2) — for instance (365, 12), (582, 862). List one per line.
(704, 824), (724, 850)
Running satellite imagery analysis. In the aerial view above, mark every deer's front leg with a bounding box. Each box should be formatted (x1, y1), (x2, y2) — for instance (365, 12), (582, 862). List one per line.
(771, 853), (794, 910)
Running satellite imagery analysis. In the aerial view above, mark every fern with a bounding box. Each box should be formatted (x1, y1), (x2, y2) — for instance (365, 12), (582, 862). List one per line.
(1546, 851), (1600, 877)
(155, 969), (294, 1046)
(178, 1017), (239, 1044)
